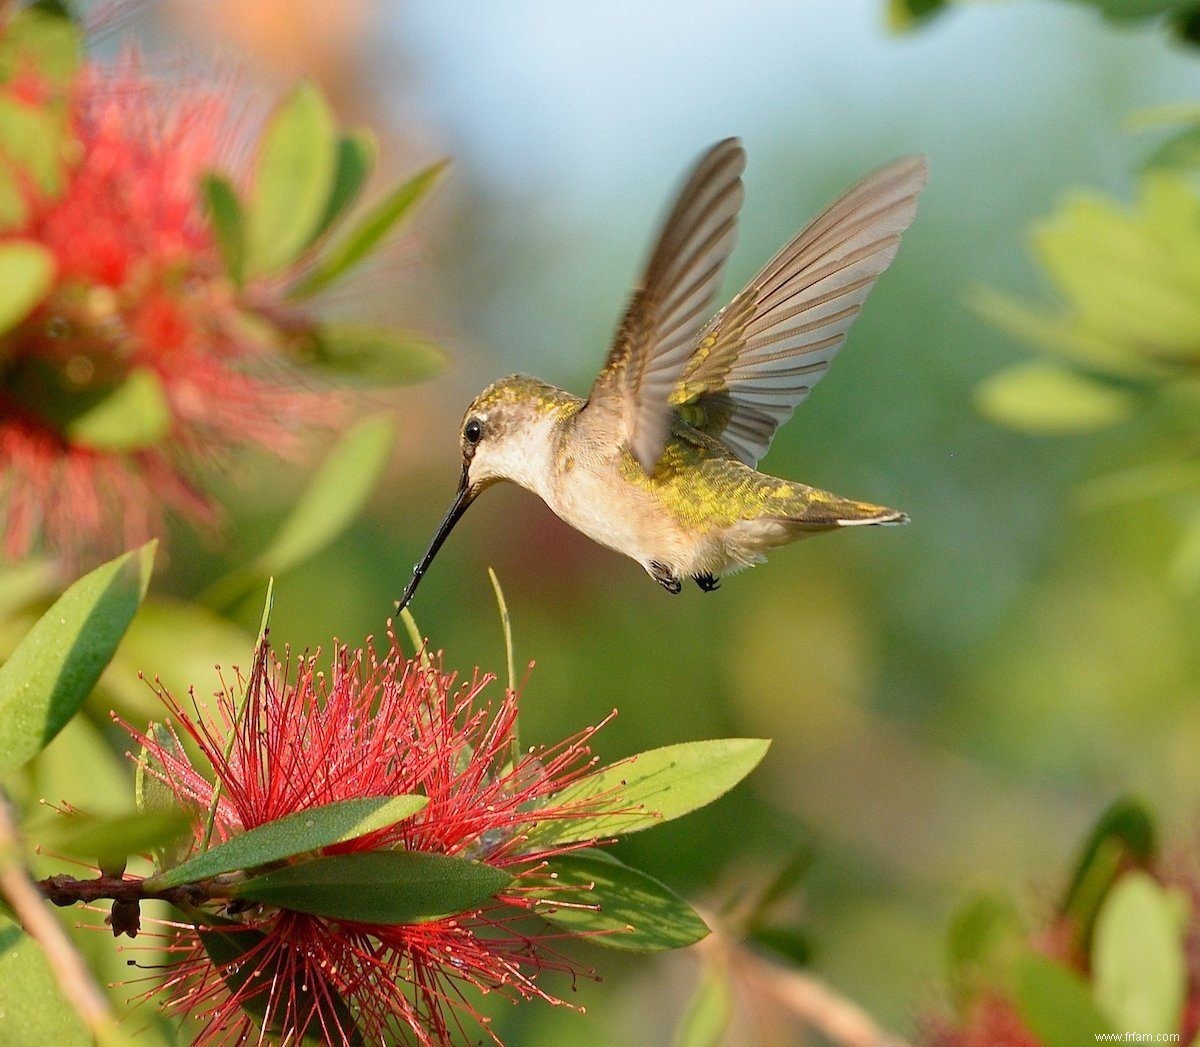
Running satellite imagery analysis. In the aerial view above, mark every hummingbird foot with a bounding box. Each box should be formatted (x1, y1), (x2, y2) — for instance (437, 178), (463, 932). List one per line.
(648, 561), (683, 595)
(693, 573), (721, 592)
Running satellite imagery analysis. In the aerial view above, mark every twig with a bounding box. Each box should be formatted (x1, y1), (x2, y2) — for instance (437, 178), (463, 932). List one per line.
(696, 909), (910, 1047)
(754, 960), (911, 1047)
(37, 872), (207, 909)
(0, 794), (119, 1040)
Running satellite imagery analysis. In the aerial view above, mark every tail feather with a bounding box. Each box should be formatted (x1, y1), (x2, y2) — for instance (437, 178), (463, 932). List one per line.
(780, 491), (908, 530)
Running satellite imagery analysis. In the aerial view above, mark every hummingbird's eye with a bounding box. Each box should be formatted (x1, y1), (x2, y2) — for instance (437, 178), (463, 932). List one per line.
(464, 418), (483, 445)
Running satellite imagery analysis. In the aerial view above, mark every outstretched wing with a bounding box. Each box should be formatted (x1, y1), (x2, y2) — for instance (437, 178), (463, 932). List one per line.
(670, 155), (928, 467)
(587, 138), (746, 472)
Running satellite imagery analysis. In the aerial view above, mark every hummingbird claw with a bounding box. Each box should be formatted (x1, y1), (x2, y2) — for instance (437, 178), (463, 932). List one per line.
(694, 573), (721, 592)
(648, 561), (682, 595)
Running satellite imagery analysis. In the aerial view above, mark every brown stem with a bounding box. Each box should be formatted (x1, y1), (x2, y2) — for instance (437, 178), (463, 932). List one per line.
(695, 907), (911, 1047)
(752, 960), (912, 1047)
(0, 794), (119, 1041)
(36, 872), (209, 910)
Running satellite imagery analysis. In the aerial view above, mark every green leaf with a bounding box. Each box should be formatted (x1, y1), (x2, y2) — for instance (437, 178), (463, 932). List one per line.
(523, 738), (769, 849)
(310, 131), (378, 244)
(146, 795), (427, 890)
(971, 286), (1157, 378)
(975, 362), (1137, 434)
(1073, 459), (1200, 512)
(202, 414), (394, 607)
(746, 925), (812, 968)
(64, 368), (172, 452)
(1034, 180), (1200, 357)
(245, 82), (337, 277)
(41, 809), (190, 868)
(100, 599), (253, 720)
(0, 8), (81, 87)
(292, 160), (448, 297)
(887, 0), (950, 31)
(1075, 0), (1193, 20)
(0, 241), (53, 335)
(0, 543), (155, 777)
(134, 722), (192, 868)
(748, 845), (815, 925)
(1092, 872), (1187, 1033)
(533, 853), (708, 950)
(1145, 126), (1200, 172)
(0, 98), (69, 196)
(0, 916), (89, 1046)
(1012, 953), (1115, 1047)
(1170, 507), (1200, 589)
(202, 173), (245, 287)
(1061, 797), (1156, 948)
(231, 851), (513, 924)
(946, 891), (1025, 1007)
(198, 922), (362, 1046)
(294, 325), (447, 385)
(260, 411), (393, 568)
(26, 714), (129, 819)
(672, 960), (733, 1047)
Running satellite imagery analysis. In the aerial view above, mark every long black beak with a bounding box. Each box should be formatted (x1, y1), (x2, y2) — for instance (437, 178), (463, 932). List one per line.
(396, 463), (476, 612)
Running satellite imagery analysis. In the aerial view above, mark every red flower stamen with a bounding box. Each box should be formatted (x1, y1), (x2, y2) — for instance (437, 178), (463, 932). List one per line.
(121, 630), (624, 1045)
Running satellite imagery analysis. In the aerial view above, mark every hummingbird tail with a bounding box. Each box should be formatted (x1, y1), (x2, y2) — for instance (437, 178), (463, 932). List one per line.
(782, 494), (909, 531)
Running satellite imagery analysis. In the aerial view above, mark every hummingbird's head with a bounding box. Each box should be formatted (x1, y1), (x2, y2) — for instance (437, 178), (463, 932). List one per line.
(396, 375), (576, 611)
(456, 374), (573, 492)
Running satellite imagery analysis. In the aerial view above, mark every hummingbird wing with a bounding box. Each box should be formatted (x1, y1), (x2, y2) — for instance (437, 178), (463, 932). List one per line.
(587, 138), (746, 473)
(669, 155), (928, 467)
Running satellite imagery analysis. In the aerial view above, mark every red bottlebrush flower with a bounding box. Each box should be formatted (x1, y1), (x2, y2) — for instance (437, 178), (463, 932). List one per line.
(0, 51), (343, 565)
(122, 632), (619, 1046)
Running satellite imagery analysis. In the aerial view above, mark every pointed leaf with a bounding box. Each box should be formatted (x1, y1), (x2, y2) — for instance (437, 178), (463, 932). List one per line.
(256, 413), (393, 570)
(0, 916), (89, 1046)
(198, 923), (362, 1045)
(1092, 872), (1187, 1032)
(292, 160), (447, 297)
(888, 0), (950, 31)
(202, 173), (245, 287)
(101, 599), (253, 719)
(0, 241), (53, 335)
(309, 131), (378, 245)
(673, 959), (733, 1047)
(976, 362), (1137, 434)
(534, 853), (708, 950)
(0, 97), (69, 196)
(747, 925), (812, 968)
(523, 738), (769, 848)
(1061, 796), (1156, 948)
(245, 83), (336, 276)
(65, 367), (171, 451)
(232, 851), (513, 923)
(0, 8), (81, 86)
(135, 722), (192, 867)
(203, 414), (394, 607)
(294, 325), (447, 385)
(1145, 126), (1200, 172)
(0, 543), (155, 776)
(41, 809), (190, 868)
(947, 891), (1026, 1007)
(147, 794), (427, 890)
(1012, 953), (1115, 1047)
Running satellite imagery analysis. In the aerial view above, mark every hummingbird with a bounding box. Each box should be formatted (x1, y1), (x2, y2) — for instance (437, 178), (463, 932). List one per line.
(397, 139), (927, 608)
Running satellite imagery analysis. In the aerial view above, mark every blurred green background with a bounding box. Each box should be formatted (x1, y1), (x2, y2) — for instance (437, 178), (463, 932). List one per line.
(34, 0), (1200, 1041)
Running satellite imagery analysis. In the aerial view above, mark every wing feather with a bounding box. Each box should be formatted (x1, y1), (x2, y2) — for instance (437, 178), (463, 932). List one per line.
(586, 139), (746, 472)
(672, 155), (928, 466)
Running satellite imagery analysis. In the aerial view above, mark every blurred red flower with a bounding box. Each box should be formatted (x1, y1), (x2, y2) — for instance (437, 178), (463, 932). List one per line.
(124, 632), (617, 1045)
(0, 52), (340, 564)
